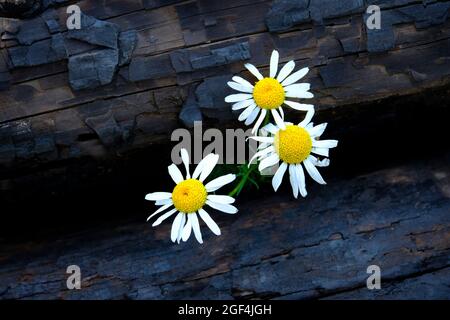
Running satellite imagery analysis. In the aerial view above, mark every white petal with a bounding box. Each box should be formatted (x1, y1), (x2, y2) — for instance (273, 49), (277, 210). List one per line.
(249, 136), (274, 143)
(147, 203), (173, 221)
(313, 140), (338, 149)
(284, 100), (314, 111)
(232, 99), (255, 111)
(303, 158), (326, 185)
(286, 90), (314, 99)
(285, 86), (314, 99)
(193, 153), (217, 179)
(288, 164), (299, 198)
(198, 208), (221, 236)
(308, 155), (330, 167)
(171, 212), (183, 242)
(152, 208), (177, 227)
(244, 107), (260, 125)
(279, 106), (285, 120)
(205, 174), (236, 192)
(305, 122), (314, 130)
(284, 83), (310, 93)
(207, 195), (235, 204)
(252, 109), (267, 134)
(225, 93), (253, 103)
(312, 147), (329, 157)
(249, 145), (274, 165)
(168, 164), (184, 184)
(227, 81), (253, 93)
(276, 60), (295, 82)
(155, 198), (173, 206)
(145, 192), (172, 201)
(206, 200), (238, 214)
(281, 67), (309, 86)
(199, 153), (220, 182)
(232, 76), (254, 88)
(245, 63), (263, 80)
(309, 123), (328, 137)
(257, 142), (271, 150)
(258, 153), (279, 172)
(238, 103), (257, 121)
(295, 164), (307, 197)
(272, 162), (287, 192)
(180, 148), (190, 179)
(299, 108), (314, 128)
(261, 123), (278, 135)
(189, 213), (203, 244)
(270, 50), (279, 78)
(272, 109), (286, 130)
(176, 213), (186, 243)
(182, 217), (192, 241)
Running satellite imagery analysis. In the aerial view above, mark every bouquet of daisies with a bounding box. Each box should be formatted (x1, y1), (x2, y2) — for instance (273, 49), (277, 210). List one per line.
(145, 50), (338, 244)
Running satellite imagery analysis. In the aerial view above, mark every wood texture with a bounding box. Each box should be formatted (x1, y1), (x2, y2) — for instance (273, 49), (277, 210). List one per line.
(0, 153), (448, 299)
(0, 0), (449, 300)
(0, 0), (449, 176)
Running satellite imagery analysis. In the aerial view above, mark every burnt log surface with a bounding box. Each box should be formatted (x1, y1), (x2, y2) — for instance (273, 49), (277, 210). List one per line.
(0, 0), (41, 18)
(0, 153), (449, 299)
(0, 0), (449, 183)
(0, 0), (449, 300)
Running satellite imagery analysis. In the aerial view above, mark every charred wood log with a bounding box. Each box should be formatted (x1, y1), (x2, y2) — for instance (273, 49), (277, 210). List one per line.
(0, 0), (42, 18)
(0, 1), (449, 300)
(0, 153), (448, 299)
(0, 0), (449, 179)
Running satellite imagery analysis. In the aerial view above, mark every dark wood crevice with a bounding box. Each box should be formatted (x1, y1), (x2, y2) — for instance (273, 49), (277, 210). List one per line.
(0, 0), (41, 18)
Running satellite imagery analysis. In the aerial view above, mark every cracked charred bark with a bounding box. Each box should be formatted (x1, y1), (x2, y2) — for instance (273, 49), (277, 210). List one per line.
(0, 0), (449, 189)
(0, 0), (42, 17)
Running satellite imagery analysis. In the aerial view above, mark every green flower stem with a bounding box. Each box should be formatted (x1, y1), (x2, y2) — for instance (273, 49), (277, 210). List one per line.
(228, 112), (272, 198)
(228, 165), (256, 197)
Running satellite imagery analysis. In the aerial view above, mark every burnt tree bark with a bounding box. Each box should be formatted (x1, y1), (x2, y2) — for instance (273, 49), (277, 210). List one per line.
(0, 0), (449, 188)
(0, 0), (42, 17)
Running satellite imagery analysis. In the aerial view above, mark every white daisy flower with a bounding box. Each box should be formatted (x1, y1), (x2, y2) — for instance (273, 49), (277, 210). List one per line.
(145, 149), (237, 244)
(250, 119), (338, 198)
(225, 49), (314, 134)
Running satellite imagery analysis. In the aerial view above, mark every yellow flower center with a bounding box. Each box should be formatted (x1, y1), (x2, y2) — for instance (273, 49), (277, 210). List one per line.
(253, 77), (285, 109)
(274, 125), (312, 164)
(172, 179), (207, 213)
